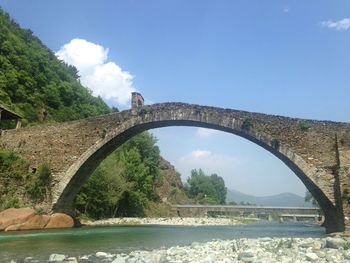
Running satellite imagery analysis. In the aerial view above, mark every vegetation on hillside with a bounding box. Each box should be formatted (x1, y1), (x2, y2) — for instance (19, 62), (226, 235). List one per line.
(0, 8), (110, 127)
(0, 148), (52, 210)
(186, 169), (227, 205)
(0, 9), (228, 219)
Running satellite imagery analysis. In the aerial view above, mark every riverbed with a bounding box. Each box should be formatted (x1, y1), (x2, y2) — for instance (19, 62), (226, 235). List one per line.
(0, 221), (325, 262)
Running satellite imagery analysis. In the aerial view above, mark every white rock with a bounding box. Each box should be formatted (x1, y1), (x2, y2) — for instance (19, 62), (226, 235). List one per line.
(305, 252), (318, 261)
(66, 257), (78, 263)
(112, 256), (127, 263)
(326, 237), (345, 249)
(49, 254), (66, 262)
(96, 251), (108, 258)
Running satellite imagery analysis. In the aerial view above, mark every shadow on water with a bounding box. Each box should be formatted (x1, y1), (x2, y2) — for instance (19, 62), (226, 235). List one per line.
(0, 221), (325, 260)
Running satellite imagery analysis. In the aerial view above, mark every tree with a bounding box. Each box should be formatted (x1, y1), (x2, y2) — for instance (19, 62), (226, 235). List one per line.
(74, 132), (160, 219)
(187, 169), (227, 205)
(305, 191), (318, 207)
(0, 8), (111, 125)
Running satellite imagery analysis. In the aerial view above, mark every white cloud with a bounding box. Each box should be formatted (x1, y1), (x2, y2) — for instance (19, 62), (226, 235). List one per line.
(283, 6), (290, 13)
(320, 18), (350, 31)
(196, 128), (220, 138)
(56, 38), (135, 106)
(177, 150), (238, 178)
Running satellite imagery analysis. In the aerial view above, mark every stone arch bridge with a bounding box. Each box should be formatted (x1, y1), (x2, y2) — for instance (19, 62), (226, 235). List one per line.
(1, 103), (350, 233)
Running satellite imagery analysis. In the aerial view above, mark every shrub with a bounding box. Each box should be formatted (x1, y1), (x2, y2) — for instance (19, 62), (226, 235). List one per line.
(344, 241), (350, 250)
(138, 107), (152, 117)
(241, 117), (252, 131)
(194, 106), (202, 115)
(26, 163), (52, 202)
(100, 128), (107, 139)
(271, 138), (280, 150)
(1, 196), (20, 209)
(298, 120), (311, 131)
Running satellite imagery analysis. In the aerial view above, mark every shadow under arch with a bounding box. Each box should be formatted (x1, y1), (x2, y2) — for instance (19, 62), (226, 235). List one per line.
(52, 119), (343, 233)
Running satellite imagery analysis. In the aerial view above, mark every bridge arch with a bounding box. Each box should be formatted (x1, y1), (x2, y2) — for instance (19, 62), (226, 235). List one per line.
(51, 103), (345, 233)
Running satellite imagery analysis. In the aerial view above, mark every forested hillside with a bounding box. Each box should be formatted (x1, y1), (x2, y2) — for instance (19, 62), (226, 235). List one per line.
(0, 8), (190, 218)
(0, 7), (110, 126)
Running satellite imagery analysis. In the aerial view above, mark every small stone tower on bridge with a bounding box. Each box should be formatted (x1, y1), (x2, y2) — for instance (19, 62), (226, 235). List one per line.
(131, 92), (144, 109)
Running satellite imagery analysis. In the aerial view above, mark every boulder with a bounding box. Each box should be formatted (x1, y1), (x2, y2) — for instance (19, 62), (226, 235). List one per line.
(305, 252), (319, 261)
(18, 215), (50, 230)
(45, 213), (74, 229)
(49, 254), (66, 262)
(325, 237), (346, 249)
(112, 257), (127, 263)
(66, 257), (78, 263)
(0, 208), (35, 230)
(96, 252), (108, 258)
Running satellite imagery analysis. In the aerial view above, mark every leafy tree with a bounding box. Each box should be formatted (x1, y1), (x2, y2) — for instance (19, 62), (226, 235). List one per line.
(0, 8), (110, 126)
(305, 191), (318, 207)
(74, 132), (160, 219)
(187, 169), (227, 205)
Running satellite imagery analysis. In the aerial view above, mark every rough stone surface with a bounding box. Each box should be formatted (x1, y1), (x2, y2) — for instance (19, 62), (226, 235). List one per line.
(1, 103), (350, 232)
(305, 252), (319, 261)
(4, 223), (23, 231)
(326, 237), (346, 249)
(96, 252), (108, 258)
(0, 207), (35, 230)
(48, 254), (66, 262)
(17, 214), (50, 230)
(44, 213), (74, 229)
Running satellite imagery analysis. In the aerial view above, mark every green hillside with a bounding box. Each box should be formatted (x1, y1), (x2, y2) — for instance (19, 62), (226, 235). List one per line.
(0, 8), (192, 218)
(0, 7), (110, 126)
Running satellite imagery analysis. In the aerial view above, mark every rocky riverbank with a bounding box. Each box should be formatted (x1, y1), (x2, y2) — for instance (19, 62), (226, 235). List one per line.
(18, 236), (350, 263)
(84, 217), (257, 227)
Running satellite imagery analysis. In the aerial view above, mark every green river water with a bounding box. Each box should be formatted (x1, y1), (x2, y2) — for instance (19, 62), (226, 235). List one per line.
(0, 221), (325, 261)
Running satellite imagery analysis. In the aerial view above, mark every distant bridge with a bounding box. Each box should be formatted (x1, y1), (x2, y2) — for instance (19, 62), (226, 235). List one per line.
(171, 205), (321, 220)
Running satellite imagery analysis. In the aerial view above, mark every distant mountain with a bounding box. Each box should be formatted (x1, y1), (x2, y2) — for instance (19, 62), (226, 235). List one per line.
(226, 189), (314, 207)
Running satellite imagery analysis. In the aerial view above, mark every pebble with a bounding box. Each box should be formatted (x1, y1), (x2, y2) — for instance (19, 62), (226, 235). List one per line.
(86, 217), (253, 227)
(10, 236), (350, 263)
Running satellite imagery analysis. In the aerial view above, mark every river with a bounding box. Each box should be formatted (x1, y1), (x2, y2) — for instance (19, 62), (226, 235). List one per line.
(0, 221), (325, 261)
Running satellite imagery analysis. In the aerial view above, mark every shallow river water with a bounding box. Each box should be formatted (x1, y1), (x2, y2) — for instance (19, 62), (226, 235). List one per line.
(0, 221), (325, 261)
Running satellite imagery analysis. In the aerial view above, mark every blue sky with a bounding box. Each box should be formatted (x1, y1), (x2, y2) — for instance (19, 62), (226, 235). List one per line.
(1, 0), (349, 196)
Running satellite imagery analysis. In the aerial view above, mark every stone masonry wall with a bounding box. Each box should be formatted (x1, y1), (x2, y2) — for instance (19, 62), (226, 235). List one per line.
(1, 102), (349, 232)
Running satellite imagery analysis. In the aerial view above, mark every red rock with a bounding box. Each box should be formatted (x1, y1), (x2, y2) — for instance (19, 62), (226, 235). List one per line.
(0, 208), (35, 231)
(17, 214), (50, 230)
(45, 213), (74, 229)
